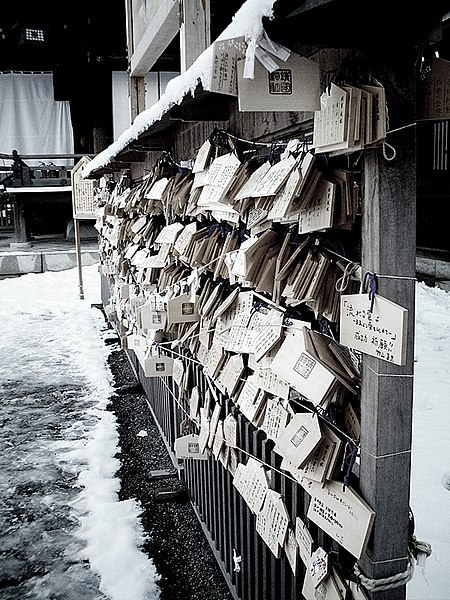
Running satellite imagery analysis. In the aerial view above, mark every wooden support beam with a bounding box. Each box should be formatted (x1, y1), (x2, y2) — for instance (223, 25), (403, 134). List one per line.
(180, 0), (211, 72)
(129, 76), (146, 124)
(129, 0), (180, 76)
(358, 56), (417, 600)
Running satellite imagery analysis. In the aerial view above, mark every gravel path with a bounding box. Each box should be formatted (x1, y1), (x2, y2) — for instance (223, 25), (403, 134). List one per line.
(107, 346), (234, 600)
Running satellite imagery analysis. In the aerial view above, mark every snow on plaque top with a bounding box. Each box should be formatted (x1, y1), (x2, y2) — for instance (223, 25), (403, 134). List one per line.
(208, 36), (246, 96)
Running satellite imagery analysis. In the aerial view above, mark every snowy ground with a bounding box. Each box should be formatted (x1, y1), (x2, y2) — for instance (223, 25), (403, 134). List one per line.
(408, 281), (450, 600)
(0, 264), (449, 599)
(0, 265), (161, 600)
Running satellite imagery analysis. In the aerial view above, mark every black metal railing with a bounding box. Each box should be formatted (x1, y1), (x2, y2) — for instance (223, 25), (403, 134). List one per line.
(125, 345), (332, 600)
(101, 277), (342, 600)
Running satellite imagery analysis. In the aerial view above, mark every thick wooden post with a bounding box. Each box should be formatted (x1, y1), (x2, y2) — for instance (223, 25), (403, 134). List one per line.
(180, 0), (210, 72)
(358, 56), (417, 599)
(129, 76), (146, 123)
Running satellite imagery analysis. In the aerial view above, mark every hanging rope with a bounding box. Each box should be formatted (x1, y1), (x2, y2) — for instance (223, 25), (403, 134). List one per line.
(354, 556), (415, 592)
(353, 535), (432, 592)
(335, 261), (361, 292)
(382, 141), (397, 161)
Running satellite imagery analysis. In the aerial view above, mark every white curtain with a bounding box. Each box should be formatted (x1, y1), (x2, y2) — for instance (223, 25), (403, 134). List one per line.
(0, 72), (74, 167)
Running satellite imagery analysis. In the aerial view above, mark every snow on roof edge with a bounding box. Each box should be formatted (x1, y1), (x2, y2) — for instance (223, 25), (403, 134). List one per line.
(82, 0), (276, 179)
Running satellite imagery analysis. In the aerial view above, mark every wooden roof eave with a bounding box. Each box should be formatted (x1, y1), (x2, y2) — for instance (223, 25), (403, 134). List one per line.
(263, 0), (449, 52)
(89, 83), (233, 178)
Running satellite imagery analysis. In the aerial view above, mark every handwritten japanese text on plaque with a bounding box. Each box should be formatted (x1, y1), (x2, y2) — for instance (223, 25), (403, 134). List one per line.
(72, 156), (97, 219)
(340, 293), (408, 366)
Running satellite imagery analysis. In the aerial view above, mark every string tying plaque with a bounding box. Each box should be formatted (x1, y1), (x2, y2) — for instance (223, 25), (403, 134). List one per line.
(360, 271), (378, 313)
(233, 549), (242, 572)
(319, 318), (334, 338)
(342, 440), (359, 491)
(335, 260), (361, 292)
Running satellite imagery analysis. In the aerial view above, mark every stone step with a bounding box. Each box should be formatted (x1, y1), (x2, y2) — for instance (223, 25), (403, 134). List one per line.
(0, 236), (98, 276)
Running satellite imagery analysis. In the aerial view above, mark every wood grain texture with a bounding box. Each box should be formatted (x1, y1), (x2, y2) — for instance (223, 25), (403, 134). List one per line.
(359, 51), (417, 600)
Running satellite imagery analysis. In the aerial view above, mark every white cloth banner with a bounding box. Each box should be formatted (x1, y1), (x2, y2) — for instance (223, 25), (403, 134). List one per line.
(0, 72), (74, 166)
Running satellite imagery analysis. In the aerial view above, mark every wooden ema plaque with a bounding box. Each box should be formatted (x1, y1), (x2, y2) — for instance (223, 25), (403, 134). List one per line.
(303, 478), (376, 559)
(340, 293), (408, 365)
(143, 355), (174, 378)
(174, 434), (208, 460)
